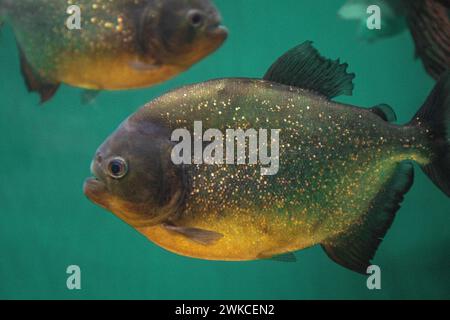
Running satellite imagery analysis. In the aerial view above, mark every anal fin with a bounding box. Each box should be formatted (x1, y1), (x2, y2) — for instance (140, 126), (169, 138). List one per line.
(19, 47), (60, 103)
(321, 162), (414, 274)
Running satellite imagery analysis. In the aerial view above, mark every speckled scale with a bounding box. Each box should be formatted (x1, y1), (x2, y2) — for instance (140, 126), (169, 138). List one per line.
(133, 78), (431, 245)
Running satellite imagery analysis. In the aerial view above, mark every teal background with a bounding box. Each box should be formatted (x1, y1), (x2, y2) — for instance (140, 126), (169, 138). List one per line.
(0, 0), (448, 299)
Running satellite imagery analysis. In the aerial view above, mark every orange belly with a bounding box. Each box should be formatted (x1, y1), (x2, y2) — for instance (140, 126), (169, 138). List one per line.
(136, 211), (316, 261)
(55, 53), (185, 90)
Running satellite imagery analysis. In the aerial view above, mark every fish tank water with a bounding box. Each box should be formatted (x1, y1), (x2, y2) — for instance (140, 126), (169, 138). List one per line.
(0, 0), (448, 299)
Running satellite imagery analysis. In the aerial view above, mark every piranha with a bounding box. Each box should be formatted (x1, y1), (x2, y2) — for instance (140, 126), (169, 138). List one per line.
(339, 0), (450, 80)
(0, 0), (227, 103)
(84, 42), (450, 274)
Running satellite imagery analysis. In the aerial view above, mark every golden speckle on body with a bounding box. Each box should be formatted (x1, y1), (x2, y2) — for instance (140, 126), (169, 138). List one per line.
(124, 78), (435, 261)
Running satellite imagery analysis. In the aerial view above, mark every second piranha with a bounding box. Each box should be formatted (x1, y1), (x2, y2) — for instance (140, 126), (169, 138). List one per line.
(0, 0), (227, 102)
(84, 42), (450, 274)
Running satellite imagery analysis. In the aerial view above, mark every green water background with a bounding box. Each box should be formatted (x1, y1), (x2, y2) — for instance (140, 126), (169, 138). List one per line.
(0, 0), (448, 299)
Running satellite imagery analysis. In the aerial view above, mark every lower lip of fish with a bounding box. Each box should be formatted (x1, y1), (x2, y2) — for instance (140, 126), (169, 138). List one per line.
(83, 177), (106, 199)
(210, 25), (228, 38)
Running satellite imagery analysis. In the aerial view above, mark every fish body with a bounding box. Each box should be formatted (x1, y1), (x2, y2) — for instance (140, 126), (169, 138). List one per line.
(123, 79), (429, 261)
(84, 42), (450, 273)
(0, 0), (227, 102)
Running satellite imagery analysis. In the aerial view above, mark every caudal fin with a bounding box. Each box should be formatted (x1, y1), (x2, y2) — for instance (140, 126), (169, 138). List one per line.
(404, 0), (450, 80)
(411, 72), (450, 196)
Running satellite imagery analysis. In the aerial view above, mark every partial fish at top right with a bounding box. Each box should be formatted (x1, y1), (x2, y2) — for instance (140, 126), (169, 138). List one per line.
(339, 0), (450, 80)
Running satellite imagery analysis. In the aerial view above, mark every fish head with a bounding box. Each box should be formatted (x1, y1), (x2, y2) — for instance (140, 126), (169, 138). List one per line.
(141, 0), (228, 66)
(83, 117), (184, 228)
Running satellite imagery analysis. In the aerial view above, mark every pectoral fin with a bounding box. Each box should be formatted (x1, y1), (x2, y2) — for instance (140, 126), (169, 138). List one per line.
(258, 251), (297, 262)
(321, 162), (414, 274)
(263, 41), (355, 99)
(19, 47), (60, 104)
(129, 60), (160, 71)
(162, 223), (223, 245)
(81, 90), (101, 105)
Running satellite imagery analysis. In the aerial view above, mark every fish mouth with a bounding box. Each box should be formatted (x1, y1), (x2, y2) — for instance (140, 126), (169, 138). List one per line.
(208, 24), (228, 40)
(84, 158), (106, 199)
(83, 177), (109, 207)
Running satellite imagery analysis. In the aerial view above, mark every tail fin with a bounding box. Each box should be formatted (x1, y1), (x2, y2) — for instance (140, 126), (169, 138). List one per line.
(411, 72), (450, 196)
(404, 0), (450, 80)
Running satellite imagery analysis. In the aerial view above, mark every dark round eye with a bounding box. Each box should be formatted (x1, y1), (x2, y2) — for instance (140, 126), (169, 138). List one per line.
(107, 157), (128, 179)
(187, 10), (204, 27)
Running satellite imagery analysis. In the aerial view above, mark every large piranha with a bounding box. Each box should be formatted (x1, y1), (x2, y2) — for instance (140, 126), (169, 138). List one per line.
(84, 42), (449, 274)
(0, 0), (227, 103)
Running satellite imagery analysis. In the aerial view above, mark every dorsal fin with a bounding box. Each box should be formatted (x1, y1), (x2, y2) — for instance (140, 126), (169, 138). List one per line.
(321, 162), (414, 274)
(370, 104), (397, 123)
(263, 41), (355, 99)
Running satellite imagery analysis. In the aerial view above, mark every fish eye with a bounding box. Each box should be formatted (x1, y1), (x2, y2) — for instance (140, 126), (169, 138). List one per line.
(187, 10), (205, 27)
(107, 157), (128, 179)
